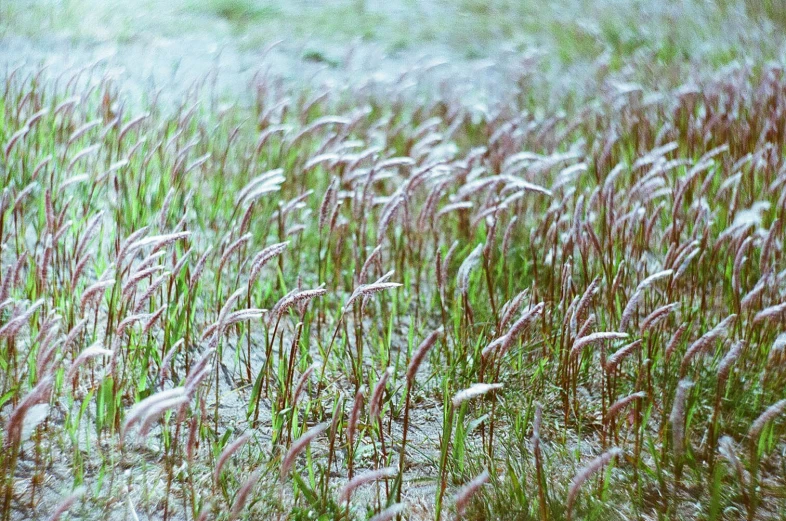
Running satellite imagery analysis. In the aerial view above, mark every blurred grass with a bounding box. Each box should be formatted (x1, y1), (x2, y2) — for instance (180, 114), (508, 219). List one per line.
(1, 0), (781, 68)
(198, 0), (282, 24)
(742, 0), (786, 29)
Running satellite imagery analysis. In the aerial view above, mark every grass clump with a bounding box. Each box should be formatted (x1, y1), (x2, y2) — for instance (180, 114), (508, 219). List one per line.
(197, 0), (281, 25)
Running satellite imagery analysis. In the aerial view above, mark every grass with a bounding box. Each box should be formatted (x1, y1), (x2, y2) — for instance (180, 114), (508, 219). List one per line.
(199, 0), (281, 24)
(1, 1), (786, 521)
(0, 0), (774, 66)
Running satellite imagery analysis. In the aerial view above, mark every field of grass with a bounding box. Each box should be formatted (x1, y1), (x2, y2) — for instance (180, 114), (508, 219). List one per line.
(1, 0), (779, 64)
(2, 1), (786, 521)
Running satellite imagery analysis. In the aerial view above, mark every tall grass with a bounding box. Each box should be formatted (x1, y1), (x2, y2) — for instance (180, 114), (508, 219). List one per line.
(1, 34), (786, 521)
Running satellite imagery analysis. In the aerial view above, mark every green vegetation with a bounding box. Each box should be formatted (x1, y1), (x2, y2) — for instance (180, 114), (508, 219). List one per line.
(1, 0), (779, 65)
(1, 1), (786, 521)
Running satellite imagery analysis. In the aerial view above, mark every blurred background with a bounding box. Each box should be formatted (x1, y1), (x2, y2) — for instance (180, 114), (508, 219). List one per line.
(1, 0), (785, 103)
